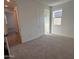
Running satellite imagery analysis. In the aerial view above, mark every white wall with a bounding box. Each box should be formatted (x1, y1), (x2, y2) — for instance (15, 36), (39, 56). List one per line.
(52, 0), (74, 38)
(16, 0), (48, 43)
(5, 12), (16, 33)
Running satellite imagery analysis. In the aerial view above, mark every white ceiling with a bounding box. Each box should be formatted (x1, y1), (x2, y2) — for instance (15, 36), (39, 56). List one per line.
(35, 0), (72, 6)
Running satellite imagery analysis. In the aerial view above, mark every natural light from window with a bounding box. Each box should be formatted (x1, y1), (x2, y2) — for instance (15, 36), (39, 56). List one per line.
(44, 9), (50, 34)
(53, 9), (62, 25)
(51, 9), (62, 33)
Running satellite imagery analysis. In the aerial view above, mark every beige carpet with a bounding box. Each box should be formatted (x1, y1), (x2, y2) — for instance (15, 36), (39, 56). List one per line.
(10, 34), (74, 59)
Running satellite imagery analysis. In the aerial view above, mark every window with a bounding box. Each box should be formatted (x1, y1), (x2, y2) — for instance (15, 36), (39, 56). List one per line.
(53, 9), (62, 25)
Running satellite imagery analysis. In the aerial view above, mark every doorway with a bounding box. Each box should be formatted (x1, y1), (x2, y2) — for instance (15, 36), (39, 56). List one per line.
(5, 8), (21, 47)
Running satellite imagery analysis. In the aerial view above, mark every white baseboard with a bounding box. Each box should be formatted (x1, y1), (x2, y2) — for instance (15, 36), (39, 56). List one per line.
(52, 33), (74, 39)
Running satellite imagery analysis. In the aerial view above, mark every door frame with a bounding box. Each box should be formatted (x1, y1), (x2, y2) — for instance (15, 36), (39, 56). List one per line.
(13, 6), (22, 43)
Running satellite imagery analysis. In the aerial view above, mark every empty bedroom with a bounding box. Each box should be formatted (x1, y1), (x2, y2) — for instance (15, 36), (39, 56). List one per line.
(4, 0), (74, 59)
